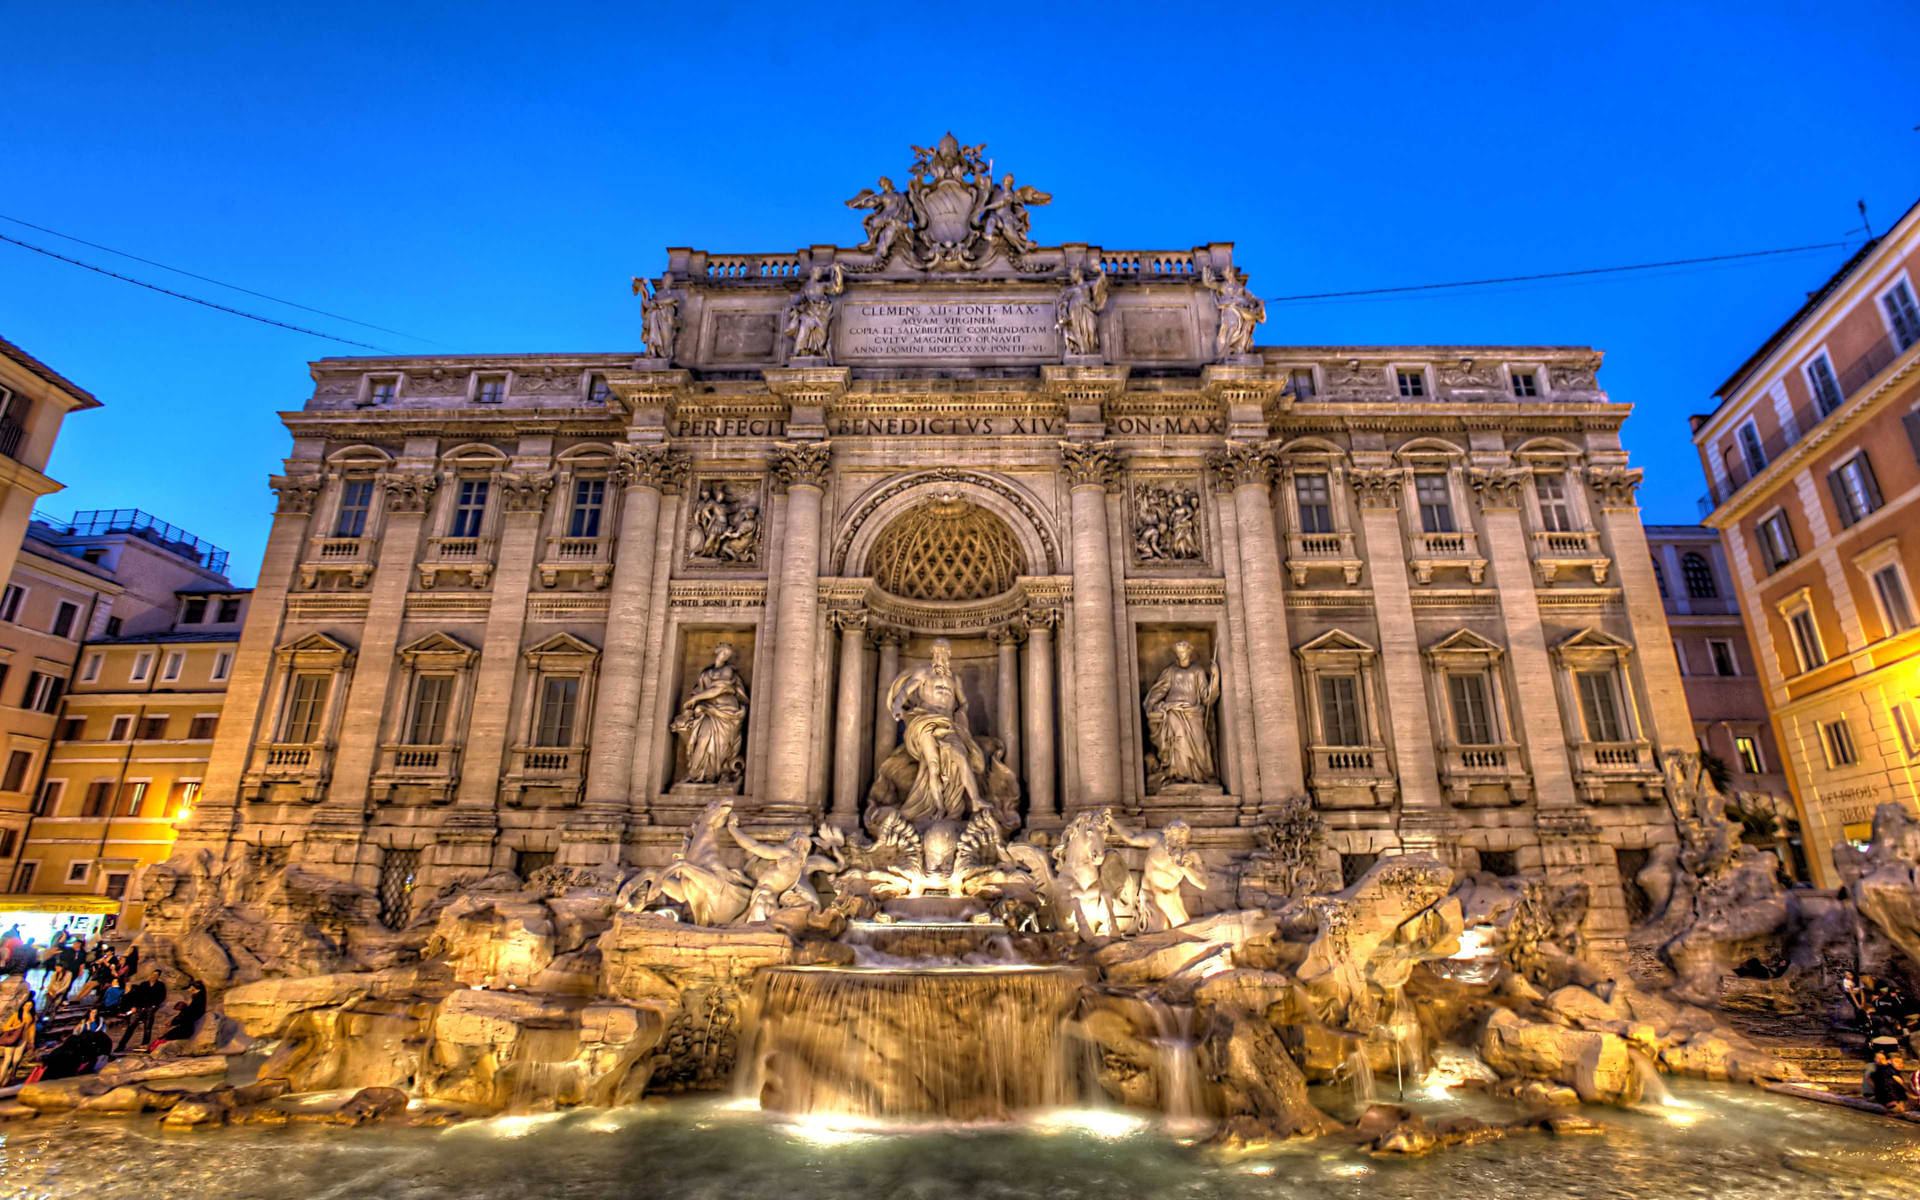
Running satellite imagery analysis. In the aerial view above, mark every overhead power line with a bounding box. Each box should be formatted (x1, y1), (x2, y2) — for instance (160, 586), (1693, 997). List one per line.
(0, 233), (400, 352)
(0, 213), (440, 345)
(1268, 241), (1857, 303)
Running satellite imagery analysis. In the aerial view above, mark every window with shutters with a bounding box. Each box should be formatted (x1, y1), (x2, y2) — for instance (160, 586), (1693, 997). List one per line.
(1446, 673), (1496, 744)
(1736, 421), (1767, 478)
(1681, 552), (1718, 598)
(1575, 670), (1627, 742)
(0, 751), (30, 793)
(1293, 472), (1333, 534)
(117, 779), (148, 817)
(50, 601), (79, 639)
(1756, 511), (1798, 573)
(334, 478), (375, 537)
(1735, 735), (1765, 774)
(1882, 279), (1920, 351)
(449, 479), (489, 538)
(26, 672), (62, 714)
(1805, 353), (1844, 417)
(1871, 564), (1917, 634)
(166, 780), (200, 817)
(405, 675), (454, 745)
(1828, 452), (1883, 526)
(188, 714), (218, 739)
(1534, 471), (1575, 532)
(1821, 717), (1858, 768)
(1783, 602), (1827, 672)
(1414, 473), (1455, 533)
(567, 478), (606, 538)
(282, 673), (332, 743)
(535, 676), (580, 747)
(137, 715), (167, 740)
(81, 779), (112, 817)
(1318, 674), (1365, 747)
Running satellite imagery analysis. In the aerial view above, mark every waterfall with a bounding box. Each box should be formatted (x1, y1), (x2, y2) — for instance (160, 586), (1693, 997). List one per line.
(1628, 1049), (1672, 1107)
(1141, 999), (1206, 1121)
(1343, 1047), (1377, 1108)
(738, 965), (1092, 1122)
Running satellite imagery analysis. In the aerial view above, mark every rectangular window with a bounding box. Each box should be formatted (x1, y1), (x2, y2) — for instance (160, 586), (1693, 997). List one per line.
(1788, 608), (1827, 671)
(534, 676), (580, 747)
(0, 585), (24, 623)
(58, 716), (85, 741)
(334, 479), (375, 538)
(50, 601), (78, 639)
(1735, 734), (1764, 775)
(1396, 369), (1426, 398)
(0, 829), (15, 859)
(1757, 512), (1797, 572)
(80, 652), (102, 683)
(12, 863), (33, 893)
(1707, 639), (1738, 676)
(1414, 473), (1455, 533)
(165, 780), (199, 817)
(1575, 670), (1628, 742)
(34, 780), (62, 816)
(211, 651), (232, 682)
(283, 673), (331, 743)
(0, 751), (31, 793)
(104, 617), (120, 638)
(1872, 565), (1917, 633)
(117, 780), (148, 817)
(80, 780), (112, 817)
(1288, 368), (1316, 399)
(1827, 453), (1884, 526)
(217, 596), (241, 623)
(449, 479), (489, 538)
(587, 374), (612, 405)
(137, 715), (167, 740)
(365, 376), (398, 406)
(130, 652), (153, 683)
(406, 675), (454, 745)
(65, 860), (90, 885)
(108, 715), (132, 741)
(103, 872), (129, 900)
(1446, 673), (1496, 745)
(1294, 473), (1333, 534)
(1318, 674), (1364, 747)
(1883, 280), (1920, 351)
(568, 479), (606, 538)
(181, 596), (207, 624)
(1534, 471), (1575, 532)
(161, 651), (184, 682)
(1737, 421), (1767, 477)
(1896, 704), (1920, 758)
(186, 714), (218, 740)
(1822, 717), (1858, 768)
(25, 672), (62, 714)
(1805, 354), (1844, 416)
(1511, 370), (1539, 397)
(474, 375), (507, 405)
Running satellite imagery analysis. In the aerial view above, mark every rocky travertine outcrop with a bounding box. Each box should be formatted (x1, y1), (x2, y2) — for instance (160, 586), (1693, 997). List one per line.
(1835, 803), (1920, 980)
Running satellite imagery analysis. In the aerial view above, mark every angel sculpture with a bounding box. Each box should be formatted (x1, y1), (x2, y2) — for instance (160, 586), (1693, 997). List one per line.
(784, 264), (846, 360)
(845, 176), (914, 262)
(631, 276), (679, 361)
(977, 173), (1051, 255)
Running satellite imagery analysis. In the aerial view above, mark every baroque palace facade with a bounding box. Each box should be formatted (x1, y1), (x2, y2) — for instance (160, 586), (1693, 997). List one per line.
(171, 137), (1689, 953)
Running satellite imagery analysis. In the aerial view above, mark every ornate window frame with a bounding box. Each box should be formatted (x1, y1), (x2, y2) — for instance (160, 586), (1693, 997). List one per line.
(505, 632), (600, 807)
(1274, 438), (1361, 585)
(1394, 439), (1486, 584)
(1775, 585), (1829, 674)
(1295, 628), (1394, 809)
(1514, 438), (1609, 584)
(245, 632), (355, 802)
(1422, 628), (1529, 805)
(1854, 536), (1919, 640)
(1550, 626), (1658, 801)
(540, 443), (619, 589)
(372, 632), (479, 804)
(421, 443), (509, 589)
(301, 445), (393, 589)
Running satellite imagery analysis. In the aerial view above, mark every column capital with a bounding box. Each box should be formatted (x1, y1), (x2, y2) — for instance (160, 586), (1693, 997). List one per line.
(1025, 604), (1063, 632)
(613, 443), (688, 493)
(1207, 440), (1275, 491)
(1058, 440), (1122, 491)
(1586, 465), (1644, 510)
(271, 473), (323, 515)
(1347, 466), (1406, 511)
(868, 625), (907, 649)
(827, 606), (868, 635)
(497, 468), (556, 513)
(1468, 466), (1530, 510)
(992, 621), (1027, 646)
(770, 440), (834, 493)
(380, 470), (439, 514)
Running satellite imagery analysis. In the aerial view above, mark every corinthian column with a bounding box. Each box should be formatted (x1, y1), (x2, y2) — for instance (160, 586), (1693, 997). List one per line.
(1348, 464), (1441, 810)
(1211, 442), (1306, 798)
(872, 628), (903, 771)
(1022, 607), (1060, 824)
(1059, 441), (1124, 810)
(580, 444), (683, 837)
(764, 441), (833, 814)
(828, 607), (870, 827)
(994, 623), (1023, 786)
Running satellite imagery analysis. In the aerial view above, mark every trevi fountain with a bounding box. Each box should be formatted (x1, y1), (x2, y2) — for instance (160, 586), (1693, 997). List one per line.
(4, 137), (1918, 1197)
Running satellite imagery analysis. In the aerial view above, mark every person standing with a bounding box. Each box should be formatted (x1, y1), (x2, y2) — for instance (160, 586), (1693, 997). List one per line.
(0, 996), (34, 1083)
(157, 978), (206, 1046)
(115, 972), (165, 1052)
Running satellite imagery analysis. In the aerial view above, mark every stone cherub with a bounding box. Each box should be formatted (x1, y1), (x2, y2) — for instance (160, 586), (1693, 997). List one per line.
(845, 176), (914, 262)
(1199, 264), (1266, 359)
(1108, 816), (1210, 930)
(1055, 263), (1109, 357)
(1143, 641), (1220, 789)
(784, 264), (846, 359)
(976, 173), (1051, 255)
(632, 276), (680, 360)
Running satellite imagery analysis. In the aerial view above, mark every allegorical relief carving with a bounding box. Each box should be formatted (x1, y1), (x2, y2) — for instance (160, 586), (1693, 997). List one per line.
(670, 643), (750, 785)
(1142, 641), (1221, 791)
(1055, 264), (1110, 358)
(1133, 480), (1204, 563)
(633, 276), (680, 361)
(843, 133), (1051, 273)
(685, 481), (761, 565)
(1200, 264), (1266, 360)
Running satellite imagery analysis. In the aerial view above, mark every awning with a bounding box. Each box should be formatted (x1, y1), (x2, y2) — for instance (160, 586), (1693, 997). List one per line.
(0, 896), (122, 915)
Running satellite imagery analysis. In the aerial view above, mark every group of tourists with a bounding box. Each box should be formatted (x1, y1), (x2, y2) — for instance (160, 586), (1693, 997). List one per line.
(0, 925), (208, 1086)
(1841, 971), (1920, 1045)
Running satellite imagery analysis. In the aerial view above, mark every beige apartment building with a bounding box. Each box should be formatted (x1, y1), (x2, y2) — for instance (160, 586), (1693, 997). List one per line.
(0, 336), (101, 585)
(1694, 197), (1920, 885)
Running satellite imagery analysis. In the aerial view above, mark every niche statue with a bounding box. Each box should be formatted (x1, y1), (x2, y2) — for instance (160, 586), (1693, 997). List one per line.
(1143, 641), (1220, 789)
(884, 638), (986, 823)
(670, 643), (749, 784)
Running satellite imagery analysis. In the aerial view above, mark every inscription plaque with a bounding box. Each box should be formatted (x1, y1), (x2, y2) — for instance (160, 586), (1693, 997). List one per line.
(838, 298), (1058, 362)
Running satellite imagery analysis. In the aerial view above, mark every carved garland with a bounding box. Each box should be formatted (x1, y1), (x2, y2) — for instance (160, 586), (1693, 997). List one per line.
(830, 468), (1060, 574)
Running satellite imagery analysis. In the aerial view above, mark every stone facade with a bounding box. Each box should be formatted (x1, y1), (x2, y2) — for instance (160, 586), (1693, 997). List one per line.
(170, 137), (1690, 958)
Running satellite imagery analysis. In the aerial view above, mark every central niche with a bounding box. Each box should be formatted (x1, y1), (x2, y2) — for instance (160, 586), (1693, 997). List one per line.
(867, 497), (1026, 601)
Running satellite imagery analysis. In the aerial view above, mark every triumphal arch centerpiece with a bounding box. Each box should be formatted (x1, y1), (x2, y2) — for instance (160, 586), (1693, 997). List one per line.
(170, 133), (1694, 961)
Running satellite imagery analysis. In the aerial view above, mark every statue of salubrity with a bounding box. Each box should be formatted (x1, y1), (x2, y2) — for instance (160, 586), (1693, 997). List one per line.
(784, 263), (845, 360)
(632, 276), (679, 361)
(671, 643), (749, 785)
(1055, 263), (1109, 358)
(1143, 640), (1221, 791)
(1199, 264), (1265, 360)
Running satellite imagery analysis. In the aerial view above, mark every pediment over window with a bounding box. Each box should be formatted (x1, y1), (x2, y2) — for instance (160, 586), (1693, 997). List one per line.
(274, 631), (355, 669)
(397, 631), (480, 667)
(524, 631), (599, 668)
(1296, 627), (1376, 667)
(1424, 628), (1505, 664)
(1551, 626), (1633, 666)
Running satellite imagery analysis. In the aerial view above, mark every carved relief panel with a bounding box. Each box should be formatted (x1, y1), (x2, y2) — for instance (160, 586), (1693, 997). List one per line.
(682, 474), (766, 569)
(1128, 473), (1208, 569)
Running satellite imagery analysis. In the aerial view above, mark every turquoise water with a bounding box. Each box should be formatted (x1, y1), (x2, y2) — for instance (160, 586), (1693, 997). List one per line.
(0, 1083), (1914, 1200)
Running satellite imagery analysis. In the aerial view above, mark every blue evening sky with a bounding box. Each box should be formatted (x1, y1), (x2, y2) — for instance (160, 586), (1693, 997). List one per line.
(3, 2), (1915, 584)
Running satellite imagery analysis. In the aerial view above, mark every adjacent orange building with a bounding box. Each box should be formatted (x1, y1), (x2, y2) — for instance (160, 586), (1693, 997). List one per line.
(1694, 198), (1920, 885)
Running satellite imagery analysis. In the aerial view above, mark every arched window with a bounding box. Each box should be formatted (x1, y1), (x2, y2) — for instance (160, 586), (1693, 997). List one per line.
(1682, 552), (1718, 599)
(1651, 559), (1668, 599)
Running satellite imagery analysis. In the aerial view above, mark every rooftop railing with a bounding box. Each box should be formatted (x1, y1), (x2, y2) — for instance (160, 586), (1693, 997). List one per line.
(39, 508), (231, 574)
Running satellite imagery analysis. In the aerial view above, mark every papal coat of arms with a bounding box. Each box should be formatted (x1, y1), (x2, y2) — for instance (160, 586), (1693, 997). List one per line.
(844, 133), (1052, 272)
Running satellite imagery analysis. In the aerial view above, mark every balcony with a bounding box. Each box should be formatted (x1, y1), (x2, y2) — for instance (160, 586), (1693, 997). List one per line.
(242, 741), (331, 802)
(301, 535), (374, 588)
(1570, 739), (1660, 803)
(502, 744), (587, 806)
(1531, 529), (1611, 584)
(1438, 743), (1531, 806)
(1306, 745), (1395, 809)
(538, 535), (614, 589)
(1407, 529), (1486, 584)
(418, 537), (496, 589)
(1285, 531), (1363, 586)
(0, 419), (25, 462)
(371, 743), (462, 803)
